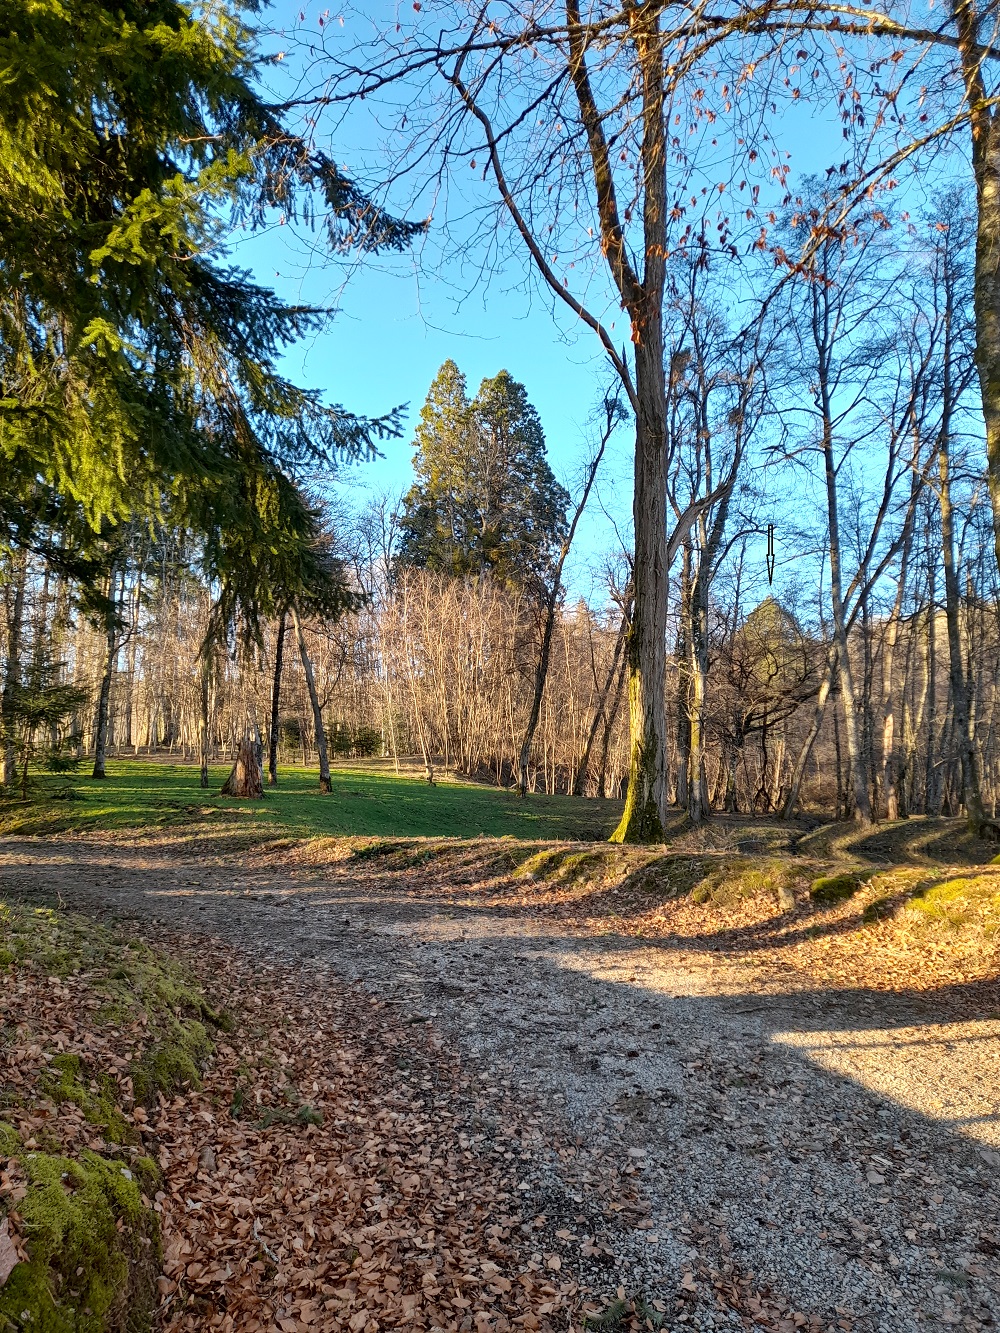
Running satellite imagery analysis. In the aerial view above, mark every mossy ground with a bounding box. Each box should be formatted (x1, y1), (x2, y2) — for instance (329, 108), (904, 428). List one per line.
(0, 899), (230, 1331)
(905, 872), (1000, 934)
(809, 870), (867, 903)
(494, 831), (1000, 952)
(0, 1129), (160, 1333)
(514, 844), (807, 909)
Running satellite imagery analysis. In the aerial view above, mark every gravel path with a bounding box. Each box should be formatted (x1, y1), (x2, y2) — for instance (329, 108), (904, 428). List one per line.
(2, 834), (998, 1332)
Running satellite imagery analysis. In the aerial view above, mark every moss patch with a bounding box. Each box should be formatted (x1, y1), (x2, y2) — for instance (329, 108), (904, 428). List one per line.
(0, 896), (232, 1331)
(131, 1029), (210, 1104)
(691, 857), (802, 908)
(629, 855), (710, 898)
(0, 1140), (160, 1333)
(38, 1054), (136, 1147)
(1, 899), (228, 1109)
(809, 871), (867, 904)
(906, 873), (1000, 933)
(0, 1121), (18, 1158)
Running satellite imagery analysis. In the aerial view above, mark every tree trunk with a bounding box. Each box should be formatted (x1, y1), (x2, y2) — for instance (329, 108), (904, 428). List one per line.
(610, 368), (669, 843)
(723, 736), (742, 813)
(938, 288), (987, 826)
(687, 595), (709, 824)
(954, 10), (1000, 588)
(823, 423), (873, 824)
(925, 568), (941, 815)
(608, 6), (669, 843)
(597, 648), (629, 799)
(781, 644), (837, 818)
(291, 603), (332, 793)
(0, 550), (27, 786)
(199, 648), (212, 789)
(674, 550), (691, 809)
(92, 566), (121, 779)
(881, 486), (917, 821)
(518, 409), (613, 796)
(268, 610), (287, 786)
(517, 597), (559, 797)
(573, 611), (628, 796)
(221, 737), (264, 798)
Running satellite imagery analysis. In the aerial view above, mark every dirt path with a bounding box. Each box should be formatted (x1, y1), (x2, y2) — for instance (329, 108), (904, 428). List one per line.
(2, 834), (999, 1332)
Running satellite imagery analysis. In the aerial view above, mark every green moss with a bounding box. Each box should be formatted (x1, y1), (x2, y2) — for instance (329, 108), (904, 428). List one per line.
(350, 838), (405, 861)
(637, 855), (708, 897)
(131, 1024), (211, 1105)
(2, 901), (221, 1109)
(690, 857), (800, 907)
(86, 941), (224, 1104)
(39, 1055), (136, 1147)
(907, 874), (1000, 932)
(0, 1147), (160, 1333)
(0, 1121), (19, 1158)
(516, 848), (568, 881)
(0, 901), (217, 1331)
(552, 850), (609, 883)
(809, 871), (866, 903)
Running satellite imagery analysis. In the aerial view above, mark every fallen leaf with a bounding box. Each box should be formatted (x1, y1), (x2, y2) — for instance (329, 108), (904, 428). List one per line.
(0, 1219), (19, 1287)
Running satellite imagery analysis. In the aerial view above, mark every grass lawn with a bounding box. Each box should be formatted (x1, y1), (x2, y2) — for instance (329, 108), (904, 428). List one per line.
(0, 759), (624, 842)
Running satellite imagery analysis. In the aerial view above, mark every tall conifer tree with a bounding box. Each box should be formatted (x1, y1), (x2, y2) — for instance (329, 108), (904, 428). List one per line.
(397, 362), (568, 589)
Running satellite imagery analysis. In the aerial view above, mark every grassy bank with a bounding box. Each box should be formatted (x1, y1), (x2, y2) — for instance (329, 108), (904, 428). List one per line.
(0, 759), (623, 843)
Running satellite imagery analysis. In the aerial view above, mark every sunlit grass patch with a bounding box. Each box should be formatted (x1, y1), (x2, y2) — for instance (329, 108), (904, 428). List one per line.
(0, 759), (623, 843)
(906, 871), (1000, 934)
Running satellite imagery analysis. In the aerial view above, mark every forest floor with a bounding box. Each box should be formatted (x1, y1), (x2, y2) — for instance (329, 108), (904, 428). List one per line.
(1, 814), (999, 1333)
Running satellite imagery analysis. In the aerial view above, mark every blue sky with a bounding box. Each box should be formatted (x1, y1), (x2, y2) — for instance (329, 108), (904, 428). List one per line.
(231, 1), (959, 606)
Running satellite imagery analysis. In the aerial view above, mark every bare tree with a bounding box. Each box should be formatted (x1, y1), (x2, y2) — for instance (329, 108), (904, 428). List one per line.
(517, 391), (622, 796)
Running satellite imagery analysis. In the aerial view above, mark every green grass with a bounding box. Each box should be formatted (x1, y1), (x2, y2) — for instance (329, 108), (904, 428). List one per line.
(0, 759), (623, 842)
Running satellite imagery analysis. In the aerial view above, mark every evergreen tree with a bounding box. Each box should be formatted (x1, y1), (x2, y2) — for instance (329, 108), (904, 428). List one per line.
(397, 363), (568, 588)
(0, 0), (420, 622)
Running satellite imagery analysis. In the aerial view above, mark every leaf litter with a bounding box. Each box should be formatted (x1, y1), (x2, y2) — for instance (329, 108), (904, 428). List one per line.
(3, 831), (997, 1333)
(0, 902), (828, 1333)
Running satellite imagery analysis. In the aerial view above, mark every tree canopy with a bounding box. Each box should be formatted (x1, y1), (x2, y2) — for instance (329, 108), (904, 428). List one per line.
(0, 0), (421, 633)
(397, 361), (569, 591)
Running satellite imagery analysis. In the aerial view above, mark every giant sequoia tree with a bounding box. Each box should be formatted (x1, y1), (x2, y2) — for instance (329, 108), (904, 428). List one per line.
(397, 362), (569, 591)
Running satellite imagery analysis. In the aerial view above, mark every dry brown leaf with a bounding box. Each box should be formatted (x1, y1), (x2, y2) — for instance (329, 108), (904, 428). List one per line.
(0, 1219), (20, 1288)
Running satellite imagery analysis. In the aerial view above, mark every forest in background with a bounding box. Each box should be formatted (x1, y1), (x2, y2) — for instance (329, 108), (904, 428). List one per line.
(5, 182), (1000, 823)
(4, 0), (1000, 834)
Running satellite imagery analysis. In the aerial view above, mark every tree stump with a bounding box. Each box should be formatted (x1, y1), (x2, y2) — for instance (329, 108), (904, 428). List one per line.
(220, 739), (264, 799)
